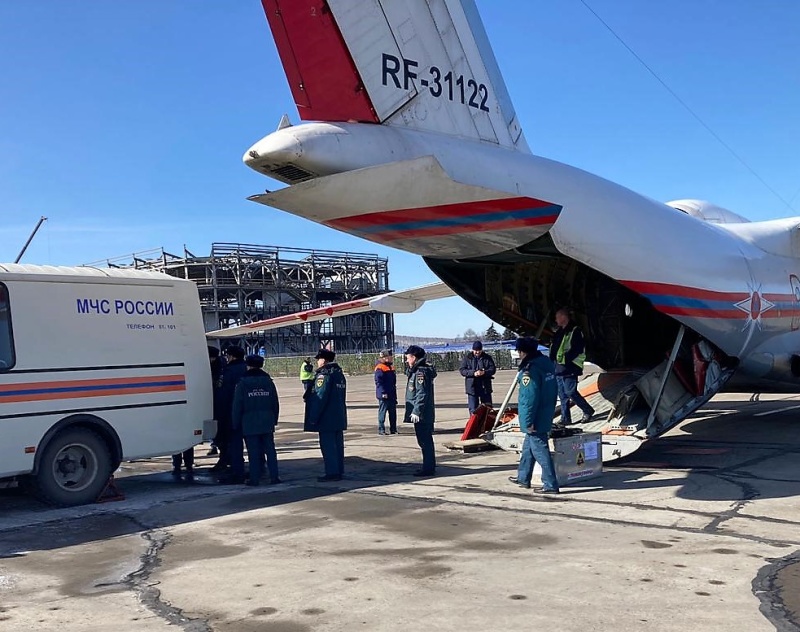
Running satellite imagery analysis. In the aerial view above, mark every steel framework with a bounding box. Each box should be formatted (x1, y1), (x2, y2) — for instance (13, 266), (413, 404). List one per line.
(95, 243), (393, 355)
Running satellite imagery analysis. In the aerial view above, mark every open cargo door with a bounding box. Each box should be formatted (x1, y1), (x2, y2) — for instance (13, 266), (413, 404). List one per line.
(485, 327), (736, 462)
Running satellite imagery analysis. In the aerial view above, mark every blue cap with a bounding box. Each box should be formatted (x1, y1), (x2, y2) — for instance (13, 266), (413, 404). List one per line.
(224, 346), (244, 360)
(245, 354), (264, 368)
(514, 337), (539, 353)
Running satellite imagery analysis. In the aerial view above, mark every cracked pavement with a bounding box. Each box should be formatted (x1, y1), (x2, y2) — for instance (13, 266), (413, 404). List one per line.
(1, 371), (799, 631)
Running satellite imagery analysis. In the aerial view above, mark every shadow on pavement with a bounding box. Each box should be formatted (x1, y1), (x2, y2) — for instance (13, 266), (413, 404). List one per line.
(603, 403), (800, 502)
(0, 455), (511, 556)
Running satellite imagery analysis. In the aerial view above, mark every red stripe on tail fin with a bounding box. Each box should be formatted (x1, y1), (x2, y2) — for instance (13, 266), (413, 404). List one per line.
(262, 1), (379, 123)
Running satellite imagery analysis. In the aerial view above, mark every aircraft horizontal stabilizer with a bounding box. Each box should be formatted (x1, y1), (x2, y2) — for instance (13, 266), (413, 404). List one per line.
(249, 156), (560, 259)
(206, 282), (455, 338)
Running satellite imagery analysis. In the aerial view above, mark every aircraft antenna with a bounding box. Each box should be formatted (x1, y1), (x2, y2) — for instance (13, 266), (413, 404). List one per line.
(579, 0), (796, 214)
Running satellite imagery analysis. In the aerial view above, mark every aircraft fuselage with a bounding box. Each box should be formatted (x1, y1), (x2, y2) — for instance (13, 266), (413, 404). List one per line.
(245, 121), (800, 387)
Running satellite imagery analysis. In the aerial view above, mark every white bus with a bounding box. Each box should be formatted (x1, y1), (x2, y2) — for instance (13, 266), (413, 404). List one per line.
(0, 264), (214, 506)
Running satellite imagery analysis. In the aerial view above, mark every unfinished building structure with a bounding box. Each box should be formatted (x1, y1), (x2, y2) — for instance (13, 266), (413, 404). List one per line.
(101, 243), (393, 355)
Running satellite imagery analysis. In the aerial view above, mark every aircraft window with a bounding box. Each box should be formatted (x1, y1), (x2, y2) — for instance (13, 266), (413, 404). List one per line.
(0, 283), (15, 371)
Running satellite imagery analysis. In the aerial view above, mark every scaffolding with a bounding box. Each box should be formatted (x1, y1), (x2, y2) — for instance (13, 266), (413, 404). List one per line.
(92, 243), (393, 355)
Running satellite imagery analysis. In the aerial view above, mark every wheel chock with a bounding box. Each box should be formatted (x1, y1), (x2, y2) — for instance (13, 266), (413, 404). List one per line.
(96, 475), (125, 503)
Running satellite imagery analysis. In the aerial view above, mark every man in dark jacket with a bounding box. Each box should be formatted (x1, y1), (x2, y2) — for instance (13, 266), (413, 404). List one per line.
(459, 340), (497, 414)
(549, 308), (595, 425)
(232, 355), (281, 486)
(374, 349), (397, 435)
(403, 345), (437, 477)
(206, 345), (226, 456)
(305, 349), (347, 481)
(508, 337), (560, 494)
(215, 346), (248, 481)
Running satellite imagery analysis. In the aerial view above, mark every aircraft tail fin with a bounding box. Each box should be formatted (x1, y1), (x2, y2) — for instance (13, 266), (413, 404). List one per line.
(261, 0), (529, 152)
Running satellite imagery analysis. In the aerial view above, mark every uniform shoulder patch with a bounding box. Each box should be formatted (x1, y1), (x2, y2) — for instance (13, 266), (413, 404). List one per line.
(416, 375), (425, 385)
(521, 373), (531, 387)
(316, 376), (325, 388)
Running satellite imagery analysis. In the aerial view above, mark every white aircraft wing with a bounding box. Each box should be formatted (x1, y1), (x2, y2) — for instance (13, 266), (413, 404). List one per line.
(206, 282), (455, 338)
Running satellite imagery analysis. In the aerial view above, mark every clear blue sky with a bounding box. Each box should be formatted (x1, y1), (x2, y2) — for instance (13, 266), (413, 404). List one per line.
(2, 1), (798, 336)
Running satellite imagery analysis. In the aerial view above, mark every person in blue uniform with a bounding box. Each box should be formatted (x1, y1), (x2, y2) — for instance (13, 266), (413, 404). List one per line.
(232, 355), (281, 486)
(403, 345), (437, 477)
(170, 447), (194, 480)
(305, 348), (347, 482)
(206, 345), (225, 457)
(215, 346), (248, 482)
(509, 337), (560, 494)
(374, 349), (397, 435)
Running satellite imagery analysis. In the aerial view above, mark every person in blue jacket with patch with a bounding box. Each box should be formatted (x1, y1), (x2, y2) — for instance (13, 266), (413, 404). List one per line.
(232, 355), (281, 486)
(215, 346), (248, 482)
(403, 345), (437, 477)
(304, 348), (347, 482)
(508, 337), (560, 494)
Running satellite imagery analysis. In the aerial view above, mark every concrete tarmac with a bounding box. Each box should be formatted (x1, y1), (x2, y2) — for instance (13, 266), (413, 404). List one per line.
(1, 369), (800, 631)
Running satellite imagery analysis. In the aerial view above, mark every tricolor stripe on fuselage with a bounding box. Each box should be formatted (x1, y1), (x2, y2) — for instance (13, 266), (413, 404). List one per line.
(325, 197), (561, 242)
(0, 375), (187, 404)
(623, 281), (795, 319)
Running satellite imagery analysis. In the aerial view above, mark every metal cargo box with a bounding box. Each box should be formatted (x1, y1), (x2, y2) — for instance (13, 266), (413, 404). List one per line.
(534, 432), (602, 486)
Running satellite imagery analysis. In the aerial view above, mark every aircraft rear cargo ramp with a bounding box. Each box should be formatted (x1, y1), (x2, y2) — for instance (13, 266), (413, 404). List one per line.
(485, 330), (735, 462)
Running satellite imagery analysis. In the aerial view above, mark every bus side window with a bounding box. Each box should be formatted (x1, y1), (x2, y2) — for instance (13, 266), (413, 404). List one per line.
(0, 283), (14, 370)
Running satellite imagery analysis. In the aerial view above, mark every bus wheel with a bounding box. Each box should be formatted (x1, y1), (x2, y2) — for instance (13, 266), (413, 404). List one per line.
(34, 428), (112, 506)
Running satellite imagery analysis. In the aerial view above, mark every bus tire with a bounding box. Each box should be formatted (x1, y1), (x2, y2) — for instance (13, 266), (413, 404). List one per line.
(32, 428), (112, 506)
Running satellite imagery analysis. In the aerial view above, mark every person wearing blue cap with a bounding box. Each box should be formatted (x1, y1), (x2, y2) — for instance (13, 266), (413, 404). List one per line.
(215, 345), (248, 482)
(305, 348), (348, 481)
(403, 345), (437, 476)
(232, 354), (281, 486)
(508, 337), (560, 494)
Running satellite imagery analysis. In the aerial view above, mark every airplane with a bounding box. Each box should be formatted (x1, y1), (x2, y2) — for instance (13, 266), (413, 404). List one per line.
(229, 0), (800, 461)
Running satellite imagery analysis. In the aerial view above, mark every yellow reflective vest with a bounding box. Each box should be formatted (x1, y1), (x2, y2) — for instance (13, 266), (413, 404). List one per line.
(556, 329), (586, 370)
(300, 362), (314, 381)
